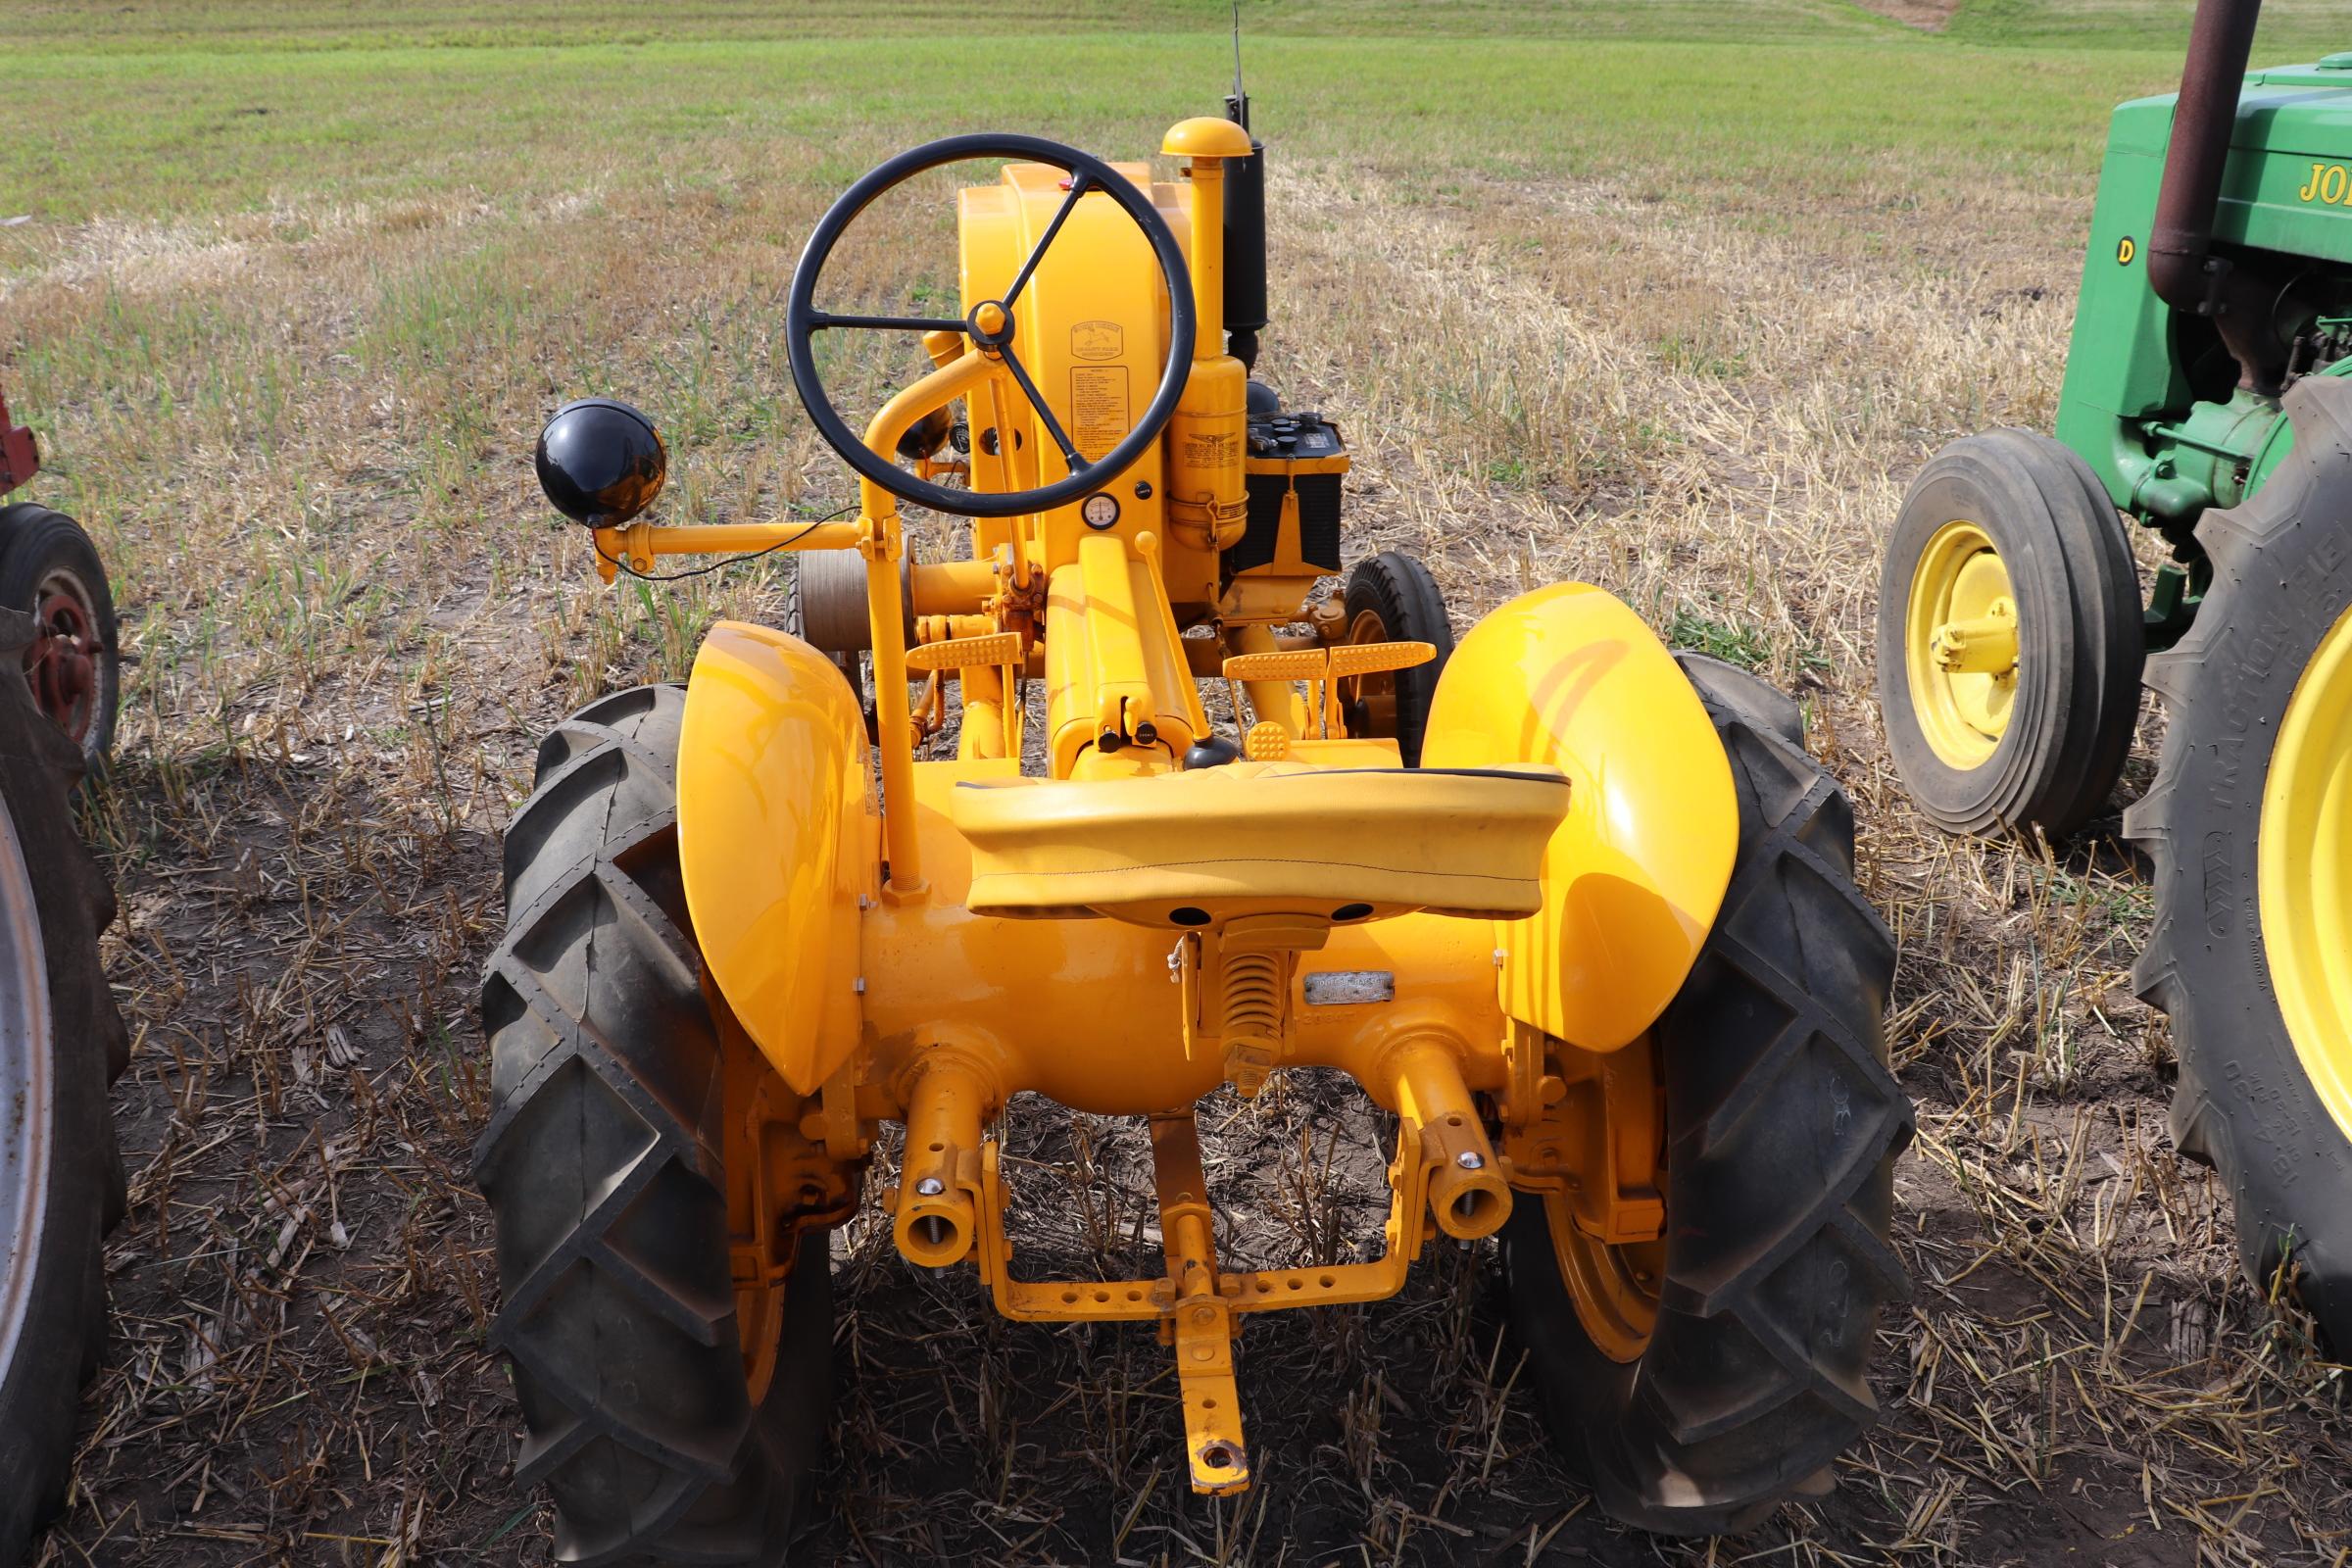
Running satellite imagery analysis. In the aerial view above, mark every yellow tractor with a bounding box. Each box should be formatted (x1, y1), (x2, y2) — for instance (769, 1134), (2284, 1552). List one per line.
(480, 112), (1913, 1561)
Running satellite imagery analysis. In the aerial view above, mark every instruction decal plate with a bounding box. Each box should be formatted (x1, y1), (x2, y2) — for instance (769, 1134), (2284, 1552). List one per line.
(1069, 366), (1131, 456)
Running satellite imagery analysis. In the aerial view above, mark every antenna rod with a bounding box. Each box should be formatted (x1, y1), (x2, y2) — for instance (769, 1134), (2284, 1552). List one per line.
(1227, 0), (1249, 130)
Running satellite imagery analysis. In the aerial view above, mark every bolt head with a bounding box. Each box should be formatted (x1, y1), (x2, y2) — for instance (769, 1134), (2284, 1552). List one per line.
(915, 1176), (946, 1197)
(1455, 1151), (1485, 1171)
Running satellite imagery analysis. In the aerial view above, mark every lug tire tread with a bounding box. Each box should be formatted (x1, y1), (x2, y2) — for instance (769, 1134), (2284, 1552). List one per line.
(477, 684), (830, 1566)
(1502, 654), (1911, 1536)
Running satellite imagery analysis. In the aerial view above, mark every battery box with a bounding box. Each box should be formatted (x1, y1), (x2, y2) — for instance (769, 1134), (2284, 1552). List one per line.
(1225, 409), (1348, 579)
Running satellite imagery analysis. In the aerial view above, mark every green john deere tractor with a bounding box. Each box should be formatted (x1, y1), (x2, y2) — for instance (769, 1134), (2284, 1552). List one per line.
(1877, 0), (2352, 1349)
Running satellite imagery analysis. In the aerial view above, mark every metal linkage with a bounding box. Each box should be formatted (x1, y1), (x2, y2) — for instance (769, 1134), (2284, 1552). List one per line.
(892, 1031), (1518, 1494)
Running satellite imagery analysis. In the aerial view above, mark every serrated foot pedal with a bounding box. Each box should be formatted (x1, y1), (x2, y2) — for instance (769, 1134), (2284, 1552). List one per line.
(1221, 640), (1436, 738)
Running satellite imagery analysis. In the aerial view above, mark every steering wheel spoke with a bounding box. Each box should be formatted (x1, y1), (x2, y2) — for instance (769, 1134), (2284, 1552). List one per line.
(1000, 171), (1091, 313)
(784, 133), (1195, 520)
(808, 310), (969, 334)
(997, 343), (1086, 472)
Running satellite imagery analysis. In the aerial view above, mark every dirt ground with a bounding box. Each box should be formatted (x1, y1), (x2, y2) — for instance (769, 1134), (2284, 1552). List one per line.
(1849, 0), (1962, 28)
(10, 86), (2348, 1568)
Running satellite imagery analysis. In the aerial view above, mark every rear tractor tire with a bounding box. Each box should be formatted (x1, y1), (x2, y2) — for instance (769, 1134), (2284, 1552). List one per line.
(1502, 653), (1912, 1535)
(2129, 376), (2352, 1352)
(1339, 552), (1454, 766)
(476, 684), (835, 1565)
(1875, 430), (2142, 840)
(0, 608), (130, 1568)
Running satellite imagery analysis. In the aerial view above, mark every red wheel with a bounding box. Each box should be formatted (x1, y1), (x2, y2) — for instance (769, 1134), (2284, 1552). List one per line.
(0, 506), (119, 768)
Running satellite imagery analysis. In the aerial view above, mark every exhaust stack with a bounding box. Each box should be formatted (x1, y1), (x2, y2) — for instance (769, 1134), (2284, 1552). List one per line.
(1222, 4), (1269, 371)
(2147, 0), (2288, 389)
(2147, 0), (2262, 312)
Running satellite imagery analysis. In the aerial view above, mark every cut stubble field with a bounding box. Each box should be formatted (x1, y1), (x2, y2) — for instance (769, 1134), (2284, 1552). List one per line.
(2, 4), (2348, 1564)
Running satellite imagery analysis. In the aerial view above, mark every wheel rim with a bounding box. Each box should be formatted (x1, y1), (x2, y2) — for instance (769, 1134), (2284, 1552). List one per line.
(0, 799), (54, 1382)
(2261, 599), (2352, 1145)
(24, 567), (103, 747)
(725, 1120), (791, 1403)
(1539, 1034), (1667, 1363)
(738, 1268), (786, 1404)
(1542, 1197), (1661, 1362)
(1342, 607), (1398, 737)
(1904, 520), (2017, 768)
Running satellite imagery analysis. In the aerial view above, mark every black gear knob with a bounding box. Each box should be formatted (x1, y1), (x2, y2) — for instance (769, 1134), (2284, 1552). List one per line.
(536, 398), (666, 525)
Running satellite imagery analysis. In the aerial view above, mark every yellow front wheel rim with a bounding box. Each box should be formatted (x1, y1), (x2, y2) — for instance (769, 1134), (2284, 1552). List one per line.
(1904, 520), (2018, 768)
(2261, 601), (2352, 1145)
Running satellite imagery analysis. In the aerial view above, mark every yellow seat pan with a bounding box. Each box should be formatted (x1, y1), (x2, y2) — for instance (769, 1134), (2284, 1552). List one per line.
(951, 760), (1570, 925)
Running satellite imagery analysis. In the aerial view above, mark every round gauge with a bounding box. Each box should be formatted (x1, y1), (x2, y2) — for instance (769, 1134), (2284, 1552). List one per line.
(1081, 492), (1120, 530)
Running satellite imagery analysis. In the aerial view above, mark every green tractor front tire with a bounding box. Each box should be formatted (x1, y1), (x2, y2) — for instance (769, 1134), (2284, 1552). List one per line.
(1875, 430), (2143, 841)
(2130, 377), (2352, 1351)
(476, 685), (834, 1565)
(1501, 654), (1912, 1535)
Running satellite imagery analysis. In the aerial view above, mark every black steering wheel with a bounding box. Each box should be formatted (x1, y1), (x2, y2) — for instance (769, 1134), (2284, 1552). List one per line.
(784, 133), (1197, 520)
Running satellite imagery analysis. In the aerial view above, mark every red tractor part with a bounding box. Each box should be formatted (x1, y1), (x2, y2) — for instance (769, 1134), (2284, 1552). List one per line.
(0, 379), (122, 765)
(0, 387), (36, 495)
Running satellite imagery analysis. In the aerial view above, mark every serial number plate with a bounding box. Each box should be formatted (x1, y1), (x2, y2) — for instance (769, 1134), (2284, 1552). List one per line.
(1302, 970), (1395, 1005)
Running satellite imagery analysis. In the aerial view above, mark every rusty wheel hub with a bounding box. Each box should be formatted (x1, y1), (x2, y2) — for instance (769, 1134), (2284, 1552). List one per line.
(24, 570), (101, 745)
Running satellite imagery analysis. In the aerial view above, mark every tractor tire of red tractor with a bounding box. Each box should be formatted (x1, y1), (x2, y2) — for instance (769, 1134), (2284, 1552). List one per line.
(0, 505), (121, 771)
(1501, 651), (1912, 1536)
(0, 608), (129, 1568)
(1341, 552), (1453, 766)
(476, 684), (835, 1566)
(1875, 430), (2142, 841)
(2128, 377), (2352, 1353)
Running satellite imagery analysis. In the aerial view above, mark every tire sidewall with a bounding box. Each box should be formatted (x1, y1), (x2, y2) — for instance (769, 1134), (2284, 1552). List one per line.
(1875, 431), (2142, 838)
(0, 612), (115, 1557)
(0, 506), (121, 769)
(1498, 1200), (1635, 1481)
(1876, 442), (2072, 828)
(2147, 498), (2352, 1336)
(1342, 553), (1453, 767)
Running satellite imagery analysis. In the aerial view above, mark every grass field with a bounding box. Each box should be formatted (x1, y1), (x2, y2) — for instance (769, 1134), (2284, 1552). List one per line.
(5, 2), (2351, 1564)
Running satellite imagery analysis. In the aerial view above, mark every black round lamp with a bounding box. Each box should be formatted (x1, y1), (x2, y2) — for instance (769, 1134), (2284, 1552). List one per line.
(536, 398), (666, 525)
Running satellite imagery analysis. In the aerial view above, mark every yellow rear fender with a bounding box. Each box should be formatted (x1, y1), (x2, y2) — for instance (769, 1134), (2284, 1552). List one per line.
(1422, 583), (1738, 1052)
(677, 620), (876, 1094)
